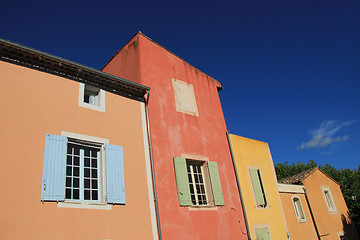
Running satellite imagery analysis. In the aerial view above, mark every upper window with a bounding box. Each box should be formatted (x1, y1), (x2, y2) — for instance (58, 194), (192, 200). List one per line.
(249, 168), (267, 208)
(174, 157), (224, 207)
(79, 83), (105, 112)
(322, 186), (337, 213)
(41, 133), (125, 206)
(172, 78), (199, 117)
(292, 195), (306, 222)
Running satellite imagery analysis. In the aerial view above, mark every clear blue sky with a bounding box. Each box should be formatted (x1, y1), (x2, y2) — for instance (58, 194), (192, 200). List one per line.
(2, 0), (359, 169)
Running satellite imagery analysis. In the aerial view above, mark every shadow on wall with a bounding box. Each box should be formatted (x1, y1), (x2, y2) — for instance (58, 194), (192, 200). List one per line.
(342, 213), (360, 240)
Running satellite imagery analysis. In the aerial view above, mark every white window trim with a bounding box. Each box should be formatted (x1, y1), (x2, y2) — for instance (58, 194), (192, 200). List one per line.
(79, 83), (106, 112)
(321, 186), (337, 213)
(172, 78), (199, 117)
(291, 195), (307, 223)
(60, 131), (109, 209)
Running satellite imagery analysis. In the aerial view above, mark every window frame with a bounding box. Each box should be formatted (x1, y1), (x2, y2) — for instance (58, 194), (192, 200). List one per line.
(321, 186), (337, 213)
(248, 167), (268, 208)
(79, 83), (106, 112)
(291, 195), (307, 223)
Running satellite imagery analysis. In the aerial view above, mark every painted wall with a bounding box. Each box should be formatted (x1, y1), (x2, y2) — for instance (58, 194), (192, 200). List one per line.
(278, 184), (318, 240)
(0, 61), (157, 239)
(103, 33), (248, 240)
(302, 169), (359, 240)
(228, 134), (288, 240)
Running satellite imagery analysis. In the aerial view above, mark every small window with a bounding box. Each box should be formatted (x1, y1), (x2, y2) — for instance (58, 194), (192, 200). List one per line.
(292, 195), (306, 222)
(255, 226), (271, 240)
(172, 78), (199, 116)
(174, 157), (224, 207)
(322, 187), (337, 212)
(249, 168), (267, 208)
(79, 83), (105, 112)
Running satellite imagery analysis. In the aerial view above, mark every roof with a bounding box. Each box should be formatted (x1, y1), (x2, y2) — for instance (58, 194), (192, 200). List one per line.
(0, 38), (150, 101)
(279, 168), (318, 184)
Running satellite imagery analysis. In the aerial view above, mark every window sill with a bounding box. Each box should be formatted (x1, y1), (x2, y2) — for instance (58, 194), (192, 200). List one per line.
(58, 202), (112, 210)
(297, 218), (307, 223)
(188, 206), (218, 211)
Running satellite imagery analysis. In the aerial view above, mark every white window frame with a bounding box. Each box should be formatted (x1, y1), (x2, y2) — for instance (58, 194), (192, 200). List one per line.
(79, 83), (106, 112)
(321, 186), (337, 213)
(172, 78), (199, 117)
(61, 131), (109, 209)
(291, 195), (307, 223)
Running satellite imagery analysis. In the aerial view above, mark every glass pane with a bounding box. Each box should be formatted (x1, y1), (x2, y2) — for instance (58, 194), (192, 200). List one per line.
(92, 169), (97, 178)
(200, 185), (205, 194)
(65, 188), (71, 199)
(84, 149), (90, 157)
(92, 180), (98, 189)
(66, 177), (71, 187)
(188, 174), (192, 183)
(73, 189), (79, 199)
(189, 184), (194, 194)
(84, 168), (90, 177)
(66, 166), (72, 176)
(91, 159), (97, 168)
(191, 195), (196, 204)
(84, 158), (90, 167)
(92, 190), (98, 200)
(73, 167), (79, 177)
(73, 178), (79, 188)
(84, 190), (90, 200)
(187, 164), (190, 172)
(199, 174), (203, 183)
(74, 147), (79, 155)
(67, 156), (72, 165)
(84, 179), (90, 188)
(67, 147), (72, 154)
(91, 151), (97, 157)
(74, 157), (79, 166)
(194, 174), (199, 183)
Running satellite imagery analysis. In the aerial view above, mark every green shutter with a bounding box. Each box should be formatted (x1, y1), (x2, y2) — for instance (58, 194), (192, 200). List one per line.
(255, 227), (271, 240)
(249, 169), (266, 206)
(208, 161), (225, 206)
(173, 157), (192, 206)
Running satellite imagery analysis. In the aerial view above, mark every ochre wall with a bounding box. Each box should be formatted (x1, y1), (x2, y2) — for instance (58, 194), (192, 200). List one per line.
(0, 61), (155, 239)
(229, 134), (288, 240)
(303, 169), (359, 239)
(103, 33), (248, 240)
(279, 190), (318, 240)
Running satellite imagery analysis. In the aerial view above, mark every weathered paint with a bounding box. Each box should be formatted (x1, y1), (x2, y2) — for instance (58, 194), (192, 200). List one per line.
(278, 184), (318, 240)
(228, 134), (289, 240)
(0, 60), (156, 239)
(103, 32), (248, 240)
(301, 169), (359, 240)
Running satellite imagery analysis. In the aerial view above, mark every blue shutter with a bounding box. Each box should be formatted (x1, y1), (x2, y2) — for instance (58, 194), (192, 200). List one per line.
(41, 134), (67, 201)
(105, 144), (125, 204)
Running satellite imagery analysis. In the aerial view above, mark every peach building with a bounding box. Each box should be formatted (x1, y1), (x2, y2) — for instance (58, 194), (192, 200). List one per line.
(0, 39), (158, 239)
(227, 134), (289, 240)
(280, 168), (359, 240)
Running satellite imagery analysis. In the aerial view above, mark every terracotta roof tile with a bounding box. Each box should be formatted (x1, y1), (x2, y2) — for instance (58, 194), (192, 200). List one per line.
(279, 167), (318, 184)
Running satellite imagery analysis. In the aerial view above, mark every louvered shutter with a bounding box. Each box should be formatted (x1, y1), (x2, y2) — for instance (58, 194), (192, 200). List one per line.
(105, 144), (125, 204)
(41, 134), (67, 201)
(174, 157), (192, 206)
(249, 169), (265, 206)
(208, 161), (225, 206)
(255, 228), (271, 240)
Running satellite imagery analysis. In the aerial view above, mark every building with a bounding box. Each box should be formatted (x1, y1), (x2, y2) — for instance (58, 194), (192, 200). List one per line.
(103, 32), (248, 240)
(0, 39), (158, 239)
(227, 134), (289, 240)
(278, 183), (319, 240)
(279, 168), (360, 240)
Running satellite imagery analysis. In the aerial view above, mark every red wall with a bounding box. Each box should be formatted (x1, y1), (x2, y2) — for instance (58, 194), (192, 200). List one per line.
(103, 33), (248, 240)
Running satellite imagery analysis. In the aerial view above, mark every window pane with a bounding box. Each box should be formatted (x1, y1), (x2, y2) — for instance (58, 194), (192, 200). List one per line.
(84, 158), (90, 167)
(91, 159), (97, 168)
(91, 151), (97, 157)
(73, 167), (79, 176)
(84, 179), (90, 188)
(84, 149), (90, 157)
(84, 190), (90, 200)
(66, 166), (72, 176)
(73, 178), (79, 188)
(92, 180), (98, 189)
(65, 188), (71, 199)
(73, 189), (79, 199)
(92, 190), (98, 200)
(74, 157), (79, 166)
(84, 168), (90, 177)
(67, 156), (72, 165)
(92, 169), (97, 178)
(66, 177), (71, 187)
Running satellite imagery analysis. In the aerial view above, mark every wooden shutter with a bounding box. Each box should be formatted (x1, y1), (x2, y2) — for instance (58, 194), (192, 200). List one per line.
(255, 227), (271, 240)
(208, 161), (225, 206)
(173, 157), (192, 206)
(105, 144), (125, 204)
(249, 169), (266, 206)
(41, 134), (67, 201)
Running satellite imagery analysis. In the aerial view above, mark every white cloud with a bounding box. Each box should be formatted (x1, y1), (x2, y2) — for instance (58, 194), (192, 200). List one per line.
(297, 120), (355, 150)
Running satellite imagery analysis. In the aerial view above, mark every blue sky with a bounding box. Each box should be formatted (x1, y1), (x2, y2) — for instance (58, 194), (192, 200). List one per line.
(2, 0), (359, 169)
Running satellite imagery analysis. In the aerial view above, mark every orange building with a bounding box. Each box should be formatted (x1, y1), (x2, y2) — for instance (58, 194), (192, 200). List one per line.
(0, 39), (158, 239)
(103, 32), (248, 240)
(280, 168), (359, 240)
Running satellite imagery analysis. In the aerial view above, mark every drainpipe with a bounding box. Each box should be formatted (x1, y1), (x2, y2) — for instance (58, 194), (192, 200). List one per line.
(226, 131), (251, 240)
(145, 91), (162, 240)
(303, 187), (321, 240)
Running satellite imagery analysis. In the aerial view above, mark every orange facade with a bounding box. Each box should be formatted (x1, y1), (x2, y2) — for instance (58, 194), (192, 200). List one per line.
(0, 42), (157, 239)
(103, 32), (248, 240)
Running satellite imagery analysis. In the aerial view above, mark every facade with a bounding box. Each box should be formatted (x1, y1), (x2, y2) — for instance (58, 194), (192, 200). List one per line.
(103, 32), (248, 240)
(278, 184), (318, 240)
(228, 134), (289, 240)
(280, 168), (359, 240)
(0, 39), (158, 239)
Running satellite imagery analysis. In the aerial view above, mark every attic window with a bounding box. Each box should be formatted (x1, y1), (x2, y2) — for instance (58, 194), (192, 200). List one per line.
(79, 83), (105, 112)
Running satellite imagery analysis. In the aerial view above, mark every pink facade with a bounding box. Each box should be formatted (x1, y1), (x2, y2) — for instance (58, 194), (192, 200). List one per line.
(103, 32), (248, 239)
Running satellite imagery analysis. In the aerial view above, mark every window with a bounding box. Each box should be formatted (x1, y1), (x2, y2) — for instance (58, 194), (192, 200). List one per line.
(79, 83), (105, 112)
(172, 78), (199, 116)
(41, 134), (125, 205)
(322, 186), (336, 212)
(292, 195), (306, 222)
(254, 226), (271, 240)
(249, 168), (267, 208)
(173, 157), (224, 207)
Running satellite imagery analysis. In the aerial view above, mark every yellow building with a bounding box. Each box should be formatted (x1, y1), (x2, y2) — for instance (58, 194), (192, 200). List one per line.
(228, 133), (288, 240)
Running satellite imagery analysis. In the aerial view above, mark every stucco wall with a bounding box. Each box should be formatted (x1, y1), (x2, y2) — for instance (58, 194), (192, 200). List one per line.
(103, 33), (248, 240)
(0, 61), (155, 239)
(229, 134), (288, 240)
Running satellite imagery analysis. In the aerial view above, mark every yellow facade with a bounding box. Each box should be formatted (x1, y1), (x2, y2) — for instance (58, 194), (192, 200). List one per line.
(228, 134), (288, 240)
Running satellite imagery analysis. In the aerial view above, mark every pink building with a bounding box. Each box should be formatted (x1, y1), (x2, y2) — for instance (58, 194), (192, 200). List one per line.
(103, 32), (248, 240)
